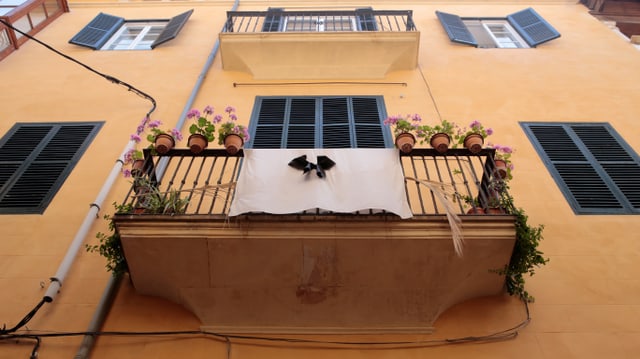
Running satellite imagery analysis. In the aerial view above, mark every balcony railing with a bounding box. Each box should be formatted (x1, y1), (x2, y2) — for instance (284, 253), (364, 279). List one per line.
(223, 9), (416, 33)
(122, 148), (507, 217)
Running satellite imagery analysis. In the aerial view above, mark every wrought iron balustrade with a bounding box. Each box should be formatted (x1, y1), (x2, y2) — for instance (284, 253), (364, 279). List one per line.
(223, 9), (416, 33)
(122, 148), (507, 217)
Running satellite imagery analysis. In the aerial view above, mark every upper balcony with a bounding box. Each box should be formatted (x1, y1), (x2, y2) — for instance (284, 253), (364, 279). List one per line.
(112, 148), (516, 333)
(219, 8), (420, 79)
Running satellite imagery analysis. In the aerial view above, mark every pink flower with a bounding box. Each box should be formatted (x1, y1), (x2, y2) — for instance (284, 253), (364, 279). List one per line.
(225, 106), (236, 113)
(204, 105), (214, 115)
(130, 134), (142, 143)
(122, 169), (132, 178)
(170, 128), (183, 141)
(213, 114), (223, 123)
(187, 109), (200, 119)
(148, 120), (162, 128)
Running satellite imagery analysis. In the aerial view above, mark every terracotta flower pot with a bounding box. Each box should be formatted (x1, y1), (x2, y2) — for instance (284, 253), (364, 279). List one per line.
(395, 132), (416, 154)
(463, 133), (484, 154)
(223, 134), (244, 155)
(494, 159), (508, 179)
(130, 159), (145, 177)
(154, 133), (175, 154)
(429, 133), (451, 154)
(188, 134), (208, 154)
(466, 207), (486, 214)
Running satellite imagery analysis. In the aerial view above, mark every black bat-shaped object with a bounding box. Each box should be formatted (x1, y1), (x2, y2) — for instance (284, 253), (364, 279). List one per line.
(288, 155), (336, 178)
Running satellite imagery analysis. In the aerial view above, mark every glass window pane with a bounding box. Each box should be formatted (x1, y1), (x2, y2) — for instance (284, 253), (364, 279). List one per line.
(0, 28), (10, 52)
(29, 4), (47, 27)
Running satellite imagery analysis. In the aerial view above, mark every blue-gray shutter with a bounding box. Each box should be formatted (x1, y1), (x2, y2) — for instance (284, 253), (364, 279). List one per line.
(69, 13), (124, 49)
(0, 123), (102, 214)
(507, 8), (560, 47)
(435, 11), (477, 47)
(356, 7), (377, 31)
(522, 123), (640, 214)
(262, 8), (284, 32)
(250, 97), (388, 149)
(251, 98), (287, 148)
(151, 9), (194, 49)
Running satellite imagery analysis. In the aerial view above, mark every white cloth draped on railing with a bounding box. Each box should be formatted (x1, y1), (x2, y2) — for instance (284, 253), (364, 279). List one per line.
(228, 148), (413, 219)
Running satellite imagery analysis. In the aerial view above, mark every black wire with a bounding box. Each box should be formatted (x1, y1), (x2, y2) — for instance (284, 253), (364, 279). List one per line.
(0, 18), (156, 118)
(1, 298), (531, 356)
(0, 298), (47, 336)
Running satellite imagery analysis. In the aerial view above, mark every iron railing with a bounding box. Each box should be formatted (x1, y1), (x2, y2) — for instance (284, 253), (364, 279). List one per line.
(223, 9), (416, 33)
(121, 148), (508, 217)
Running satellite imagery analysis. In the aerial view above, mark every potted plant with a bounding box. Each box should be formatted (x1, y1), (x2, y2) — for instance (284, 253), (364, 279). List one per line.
(384, 113), (422, 153)
(417, 119), (457, 154)
(217, 106), (250, 155)
(492, 144), (515, 181)
(187, 105), (217, 154)
(144, 118), (183, 155)
(132, 178), (190, 214)
(455, 120), (493, 154)
(122, 131), (146, 178)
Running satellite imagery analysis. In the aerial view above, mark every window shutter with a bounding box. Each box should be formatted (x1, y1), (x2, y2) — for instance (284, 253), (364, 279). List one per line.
(252, 98), (287, 148)
(523, 123), (639, 214)
(262, 8), (284, 32)
(322, 98), (351, 148)
(69, 13), (124, 49)
(356, 7), (377, 31)
(286, 98), (316, 148)
(0, 123), (102, 214)
(352, 97), (385, 148)
(435, 11), (477, 47)
(151, 9), (194, 49)
(251, 97), (387, 149)
(507, 8), (560, 47)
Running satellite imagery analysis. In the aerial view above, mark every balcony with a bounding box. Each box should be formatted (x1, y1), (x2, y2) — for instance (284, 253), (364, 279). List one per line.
(219, 9), (420, 79)
(113, 148), (516, 333)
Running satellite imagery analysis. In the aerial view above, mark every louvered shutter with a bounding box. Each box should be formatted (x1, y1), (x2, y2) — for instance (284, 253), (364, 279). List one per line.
(0, 123), (102, 214)
(286, 99), (316, 148)
(352, 97), (385, 148)
(252, 98), (287, 148)
(523, 123), (640, 214)
(322, 98), (351, 148)
(356, 7), (377, 31)
(69, 13), (124, 49)
(250, 97), (388, 149)
(262, 8), (284, 32)
(151, 9), (194, 49)
(507, 8), (560, 47)
(435, 11), (477, 47)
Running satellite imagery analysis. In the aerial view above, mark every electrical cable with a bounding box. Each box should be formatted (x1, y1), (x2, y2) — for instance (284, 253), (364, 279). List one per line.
(0, 298), (46, 336)
(1, 299), (531, 357)
(0, 18), (156, 118)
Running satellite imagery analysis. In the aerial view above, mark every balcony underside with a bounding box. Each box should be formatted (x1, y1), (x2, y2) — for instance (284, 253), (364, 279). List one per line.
(219, 32), (420, 80)
(116, 213), (515, 333)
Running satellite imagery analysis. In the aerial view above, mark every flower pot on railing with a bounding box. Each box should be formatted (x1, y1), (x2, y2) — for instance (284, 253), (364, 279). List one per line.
(494, 159), (508, 179)
(188, 134), (208, 154)
(130, 159), (146, 177)
(154, 133), (175, 154)
(223, 134), (244, 155)
(430, 133), (451, 154)
(463, 133), (484, 154)
(395, 132), (416, 154)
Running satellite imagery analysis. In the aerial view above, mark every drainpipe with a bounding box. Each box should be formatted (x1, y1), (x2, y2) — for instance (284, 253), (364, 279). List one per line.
(74, 1), (240, 358)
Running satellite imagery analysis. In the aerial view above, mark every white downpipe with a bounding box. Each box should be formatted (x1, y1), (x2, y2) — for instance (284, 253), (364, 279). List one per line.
(74, 0), (240, 357)
(44, 141), (136, 302)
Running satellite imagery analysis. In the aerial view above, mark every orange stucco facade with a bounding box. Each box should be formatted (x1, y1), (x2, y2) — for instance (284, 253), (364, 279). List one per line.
(1, 1), (640, 358)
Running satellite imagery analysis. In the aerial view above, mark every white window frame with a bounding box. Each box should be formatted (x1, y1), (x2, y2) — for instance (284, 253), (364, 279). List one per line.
(101, 21), (167, 50)
(482, 20), (529, 49)
(283, 16), (357, 32)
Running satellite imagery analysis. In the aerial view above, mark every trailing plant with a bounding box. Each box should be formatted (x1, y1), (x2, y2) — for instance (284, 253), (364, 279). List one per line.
(134, 178), (189, 214)
(492, 186), (548, 302)
(86, 202), (133, 277)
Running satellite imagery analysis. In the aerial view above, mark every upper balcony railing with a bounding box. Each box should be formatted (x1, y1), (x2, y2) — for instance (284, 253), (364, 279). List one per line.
(122, 148), (508, 217)
(222, 9), (416, 33)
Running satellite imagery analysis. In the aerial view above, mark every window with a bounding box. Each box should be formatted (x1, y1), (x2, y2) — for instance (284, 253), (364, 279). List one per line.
(0, 122), (102, 214)
(249, 96), (391, 148)
(436, 8), (560, 48)
(522, 122), (640, 214)
(261, 7), (378, 32)
(68, 9), (193, 50)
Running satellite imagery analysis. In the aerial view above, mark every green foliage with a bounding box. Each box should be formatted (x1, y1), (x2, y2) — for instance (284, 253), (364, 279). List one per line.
(493, 189), (549, 302)
(86, 202), (133, 277)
